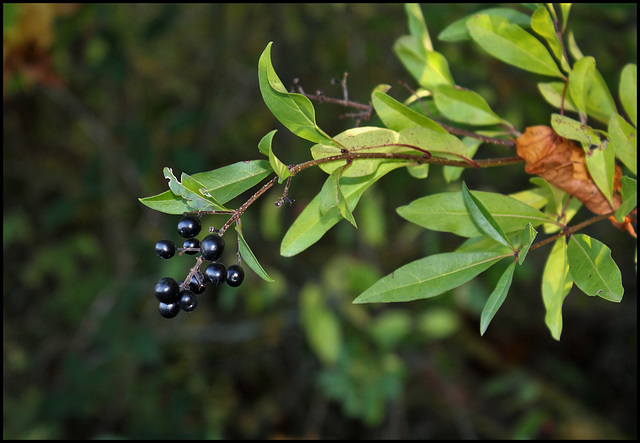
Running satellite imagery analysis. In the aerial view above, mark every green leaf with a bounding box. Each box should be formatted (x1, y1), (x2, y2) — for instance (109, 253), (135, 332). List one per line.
(567, 234), (623, 302)
(568, 56), (596, 116)
(397, 190), (551, 237)
(300, 284), (342, 365)
(139, 190), (195, 215)
(404, 3), (432, 51)
(353, 252), (505, 304)
(608, 113), (637, 175)
(550, 114), (616, 205)
(258, 42), (336, 145)
(531, 6), (570, 72)
(398, 126), (470, 162)
(371, 89), (447, 133)
(517, 222), (537, 265)
(192, 160), (273, 205)
(433, 85), (504, 125)
(164, 167), (228, 211)
(567, 30), (584, 60)
(281, 162), (404, 257)
(235, 225), (274, 282)
(559, 4), (571, 32)
(542, 237), (573, 341)
(258, 130), (291, 183)
(438, 7), (531, 42)
(587, 69), (617, 122)
(620, 64), (637, 126)
(443, 136), (482, 183)
(615, 177), (637, 223)
(393, 35), (454, 91)
(466, 14), (564, 78)
(480, 261), (516, 335)
(310, 127), (405, 177)
(462, 182), (514, 249)
(318, 173), (358, 228)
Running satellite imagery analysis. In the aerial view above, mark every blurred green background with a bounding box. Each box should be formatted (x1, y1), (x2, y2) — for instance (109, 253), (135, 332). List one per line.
(3, 3), (636, 439)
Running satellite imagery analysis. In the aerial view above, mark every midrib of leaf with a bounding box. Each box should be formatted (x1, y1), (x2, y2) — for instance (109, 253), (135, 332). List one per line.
(570, 236), (617, 296)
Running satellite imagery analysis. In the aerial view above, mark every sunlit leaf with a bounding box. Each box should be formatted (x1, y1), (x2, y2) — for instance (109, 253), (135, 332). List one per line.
(164, 167), (228, 211)
(531, 6), (570, 72)
(567, 234), (623, 302)
(619, 63), (637, 127)
(439, 7), (531, 42)
(608, 113), (637, 175)
(615, 177), (637, 223)
(467, 14), (564, 78)
(433, 84), (504, 125)
(568, 56), (595, 116)
(542, 237), (573, 340)
(480, 261), (516, 335)
(353, 252), (506, 304)
(139, 190), (194, 215)
(371, 89), (446, 133)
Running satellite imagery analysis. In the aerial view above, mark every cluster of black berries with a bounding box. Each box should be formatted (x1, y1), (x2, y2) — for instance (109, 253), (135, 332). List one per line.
(152, 215), (245, 318)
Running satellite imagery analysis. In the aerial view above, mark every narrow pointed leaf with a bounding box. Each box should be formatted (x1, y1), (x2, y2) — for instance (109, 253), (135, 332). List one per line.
(568, 56), (596, 116)
(433, 85), (504, 125)
(164, 167), (228, 211)
(258, 130), (291, 183)
(619, 63), (637, 126)
(281, 163), (403, 257)
(608, 113), (637, 175)
(438, 7), (531, 42)
(393, 35), (454, 90)
(192, 160), (273, 204)
(542, 238), (573, 341)
(615, 177), (637, 223)
(531, 6), (570, 72)
(405, 3), (432, 51)
(353, 252), (505, 304)
(235, 225), (274, 282)
(567, 234), (623, 302)
(371, 89), (446, 133)
(480, 261), (516, 335)
(139, 190), (195, 215)
(397, 190), (551, 237)
(258, 42), (336, 145)
(517, 222), (537, 265)
(462, 182), (513, 249)
(467, 14), (564, 78)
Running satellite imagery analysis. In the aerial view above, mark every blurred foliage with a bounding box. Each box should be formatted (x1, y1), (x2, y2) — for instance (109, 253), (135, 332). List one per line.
(3, 3), (636, 439)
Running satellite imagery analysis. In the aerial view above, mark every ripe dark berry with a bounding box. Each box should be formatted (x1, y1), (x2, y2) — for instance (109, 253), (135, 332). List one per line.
(154, 277), (180, 304)
(200, 234), (225, 261)
(189, 271), (207, 294)
(178, 290), (198, 312)
(155, 240), (176, 259)
(177, 215), (202, 238)
(204, 262), (226, 285)
(182, 238), (200, 255)
(158, 302), (180, 318)
(226, 264), (245, 287)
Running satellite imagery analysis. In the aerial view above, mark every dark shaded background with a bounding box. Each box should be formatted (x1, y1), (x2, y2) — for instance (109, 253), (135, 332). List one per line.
(3, 4), (636, 439)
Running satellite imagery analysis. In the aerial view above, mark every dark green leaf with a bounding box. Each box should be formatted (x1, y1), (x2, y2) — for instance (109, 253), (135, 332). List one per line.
(480, 261), (516, 335)
(567, 234), (623, 302)
(462, 182), (514, 249)
(258, 42), (336, 145)
(517, 222), (537, 264)
(235, 225), (274, 282)
(258, 130), (291, 183)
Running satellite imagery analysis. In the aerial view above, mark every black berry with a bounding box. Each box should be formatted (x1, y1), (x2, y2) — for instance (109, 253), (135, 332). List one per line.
(200, 234), (225, 261)
(204, 262), (226, 285)
(182, 238), (200, 255)
(158, 301), (180, 318)
(189, 271), (207, 294)
(226, 264), (245, 287)
(154, 277), (180, 304)
(178, 290), (198, 312)
(155, 240), (176, 259)
(177, 215), (202, 238)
